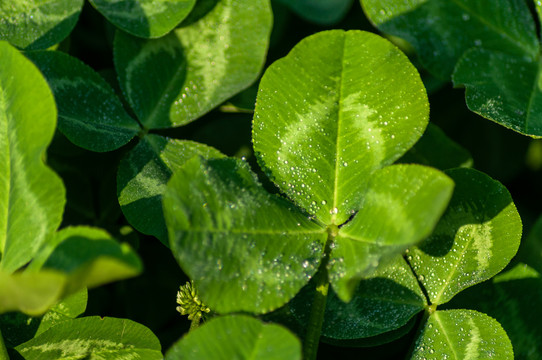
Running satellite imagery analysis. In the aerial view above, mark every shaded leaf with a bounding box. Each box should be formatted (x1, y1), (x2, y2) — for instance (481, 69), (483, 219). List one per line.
(0, 41), (65, 273)
(114, 0), (272, 129)
(117, 134), (223, 244)
(408, 168), (522, 305)
(275, 0), (354, 25)
(0, 0), (83, 50)
(25, 50), (140, 152)
(411, 309), (513, 360)
(253, 30), (429, 225)
(163, 157), (327, 314)
(89, 0), (196, 38)
(166, 315), (301, 360)
(15, 316), (162, 359)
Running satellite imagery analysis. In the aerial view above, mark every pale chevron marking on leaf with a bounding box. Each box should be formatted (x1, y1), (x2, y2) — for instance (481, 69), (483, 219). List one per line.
(21, 339), (135, 356)
(1, 0), (79, 25)
(464, 317), (481, 360)
(91, 0), (168, 19)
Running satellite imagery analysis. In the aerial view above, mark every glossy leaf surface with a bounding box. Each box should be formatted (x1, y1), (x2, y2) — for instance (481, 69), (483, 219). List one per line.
(409, 168), (522, 305)
(361, 0), (539, 79)
(0, 0), (83, 49)
(26, 50), (140, 152)
(254, 30), (429, 225)
(0, 41), (65, 273)
(330, 164), (453, 301)
(118, 134), (223, 244)
(114, 0), (272, 129)
(275, 0), (354, 25)
(166, 315), (301, 360)
(411, 310), (513, 360)
(15, 316), (163, 359)
(89, 0), (196, 38)
(163, 157), (327, 314)
(453, 49), (542, 137)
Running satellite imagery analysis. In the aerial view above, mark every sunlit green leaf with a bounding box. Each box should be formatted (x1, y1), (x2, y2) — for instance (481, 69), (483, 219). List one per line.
(166, 315), (301, 360)
(15, 316), (163, 359)
(275, 0), (354, 25)
(253, 30), (429, 225)
(0, 0), (83, 49)
(114, 0), (272, 129)
(361, 0), (539, 79)
(25, 50), (140, 152)
(118, 134), (223, 244)
(89, 0), (196, 38)
(408, 168), (522, 305)
(163, 157), (327, 314)
(0, 41), (65, 273)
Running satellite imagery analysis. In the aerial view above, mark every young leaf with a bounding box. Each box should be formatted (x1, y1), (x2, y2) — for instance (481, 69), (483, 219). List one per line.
(14, 316), (163, 359)
(114, 0), (272, 129)
(89, 0), (196, 38)
(163, 157), (327, 314)
(408, 168), (522, 305)
(0, 0), (84, 50)
(117, 135), (224, 244)
(166, 315), (302, 360)
(453, 48), (542, 137)
(253, 30), (429, 225)
(0, 41), (65, 273)
(360, 0), (539, 79)
(411, 309), (513, 360)
(25, 50), (141, 152)
(330, 164), (453, 300)
(275, 0), (354, 25)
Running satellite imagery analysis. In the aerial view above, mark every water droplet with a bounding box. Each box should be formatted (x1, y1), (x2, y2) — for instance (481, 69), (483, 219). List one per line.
(462, 13), (470, 21)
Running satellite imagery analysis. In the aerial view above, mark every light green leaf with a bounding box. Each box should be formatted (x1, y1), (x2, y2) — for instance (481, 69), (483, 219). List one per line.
(163, 157), (327, 314)
(408, 168), (522, 305)
(398, 124), (473, 170)
(253, 30), (429, 225)
(330, 164), (453, 301)
(36, 289), (87, 336)
(0, 0), (83, 50)
(15, 316), (163, 359)
(89, 0), (196, 38)
(166, 315), (301, 360)
(290, 255), (426, 340)
(25, 50), (141, 152)
(117, 134), (223, 245)
(114, 0), (272, 129)
(361, 0), (539, 79)
(0, 41), (65, 273)
(453, 48), (542, 137)
(411, 309), (513, 360)
(275, 0), (354, 25)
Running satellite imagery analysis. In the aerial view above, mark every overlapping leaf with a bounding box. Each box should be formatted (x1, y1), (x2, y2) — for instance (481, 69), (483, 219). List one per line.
(275, 0), (354, 25)
(0, 0), (83, 49)
(114, 0), (272, 129)
(408, 168), (522, 305)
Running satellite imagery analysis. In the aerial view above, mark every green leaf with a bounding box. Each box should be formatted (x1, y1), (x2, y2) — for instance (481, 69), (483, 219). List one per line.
(117, 134), (223, 244)
(114, 0), (272, 129)
(15, 316), (163, 359)
(166, 315), (301, 360)
(275, 0), (354, 25)
(360, 0), (539, 79)
(453, 49), (542, 137)
(517, 215), (542, 274)
(408, 168), (522, 305)
(0, 41), (65, 273)
(411, 309), (513, 360)
(330, 164), (453, 301)
(29, 226), (142, 296)
(253, 30), (429, 225)
(446, 263), (542, 360)
(398, 124), (473, 170)
(89, 0), (196, 38)
(25, 50), (140, 152)
(290, 255), (426, 340)
(36, 289), (87, 335)
(0, 0), (83, 50)
(163, 157), (327, 314)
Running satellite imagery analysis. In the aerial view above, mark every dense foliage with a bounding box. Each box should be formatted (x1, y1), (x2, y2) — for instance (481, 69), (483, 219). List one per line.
(1, 0), (541, 359)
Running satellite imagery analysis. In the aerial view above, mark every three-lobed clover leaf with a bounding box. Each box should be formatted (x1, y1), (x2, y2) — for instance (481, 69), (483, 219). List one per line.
(163, 30), (455, 315)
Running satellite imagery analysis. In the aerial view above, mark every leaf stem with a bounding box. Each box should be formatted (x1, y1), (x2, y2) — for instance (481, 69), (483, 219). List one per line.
(302, 226), (336, 360)
(0, 328), (9, 360)
(189, 313), (202, 332)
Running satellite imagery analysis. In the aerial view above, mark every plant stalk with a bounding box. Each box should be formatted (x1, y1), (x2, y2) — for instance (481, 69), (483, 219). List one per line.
(189, 313), (202, 332)
(0, 328), (9, 360)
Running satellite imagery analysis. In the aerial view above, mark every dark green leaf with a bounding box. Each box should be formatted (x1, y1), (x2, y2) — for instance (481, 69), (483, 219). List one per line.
(275, 0), (354, 25)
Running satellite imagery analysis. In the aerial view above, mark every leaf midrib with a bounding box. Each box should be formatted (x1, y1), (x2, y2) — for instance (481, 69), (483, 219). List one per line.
(524, 54), (542, 132)
(433, 312), (459, 359)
